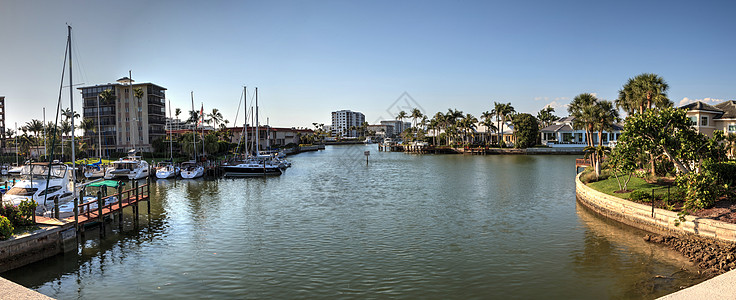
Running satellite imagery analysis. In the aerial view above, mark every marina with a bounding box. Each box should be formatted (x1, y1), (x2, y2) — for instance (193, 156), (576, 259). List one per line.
(0, 145), (708, 299)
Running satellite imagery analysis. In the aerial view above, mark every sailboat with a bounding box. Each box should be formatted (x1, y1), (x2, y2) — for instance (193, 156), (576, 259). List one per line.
(84, 88), (108, 178)
(156, 100), (180, 179)
(104, 149), (150, 180)
(222, 87), (283, 176)
(180, 91), (205, 179)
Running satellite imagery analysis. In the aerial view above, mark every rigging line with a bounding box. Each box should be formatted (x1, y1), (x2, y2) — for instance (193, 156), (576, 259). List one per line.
(233, 87), (244, 126)
(43, 35), (69, 208)
(69, 34), (88, 92)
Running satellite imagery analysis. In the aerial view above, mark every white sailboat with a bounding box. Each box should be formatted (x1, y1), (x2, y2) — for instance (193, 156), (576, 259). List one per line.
(156, 101), (180, 179)
(180, 91), (204, 179)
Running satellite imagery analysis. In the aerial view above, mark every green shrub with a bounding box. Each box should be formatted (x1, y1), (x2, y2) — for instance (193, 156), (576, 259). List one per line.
(0, 216), (13, 240)
(676, 171), (725, 212)
(0, 204), (22, 226)
(708, 161), (736, 185)
(17, 199), (37, 226)
(629, 190), (652, 202)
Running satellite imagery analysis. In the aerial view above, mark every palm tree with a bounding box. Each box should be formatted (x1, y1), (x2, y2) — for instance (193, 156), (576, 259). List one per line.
(592, 100), (620, 147)
(396, 111), (407, 133)
(536, 106), (558, 129)
(725, 133), (736, 158)
(493, 103), (514, 145)
(568, 93), (597, 147)
(410, 108), (423, 129)
(480, 111), (495, 144)
(584, 146), (611, 179)
(616, 73), (671, 115)
(99, 89), (116, 104)
(460, 114), (477, 144)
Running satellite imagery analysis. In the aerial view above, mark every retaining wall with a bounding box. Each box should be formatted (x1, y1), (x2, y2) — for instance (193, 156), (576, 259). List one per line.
(0, 222), (76, 273)
(575, 173), (736, 242)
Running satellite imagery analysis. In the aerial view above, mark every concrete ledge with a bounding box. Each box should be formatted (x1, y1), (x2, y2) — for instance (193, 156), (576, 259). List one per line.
(0, 276), (53, 299)
(575, 173), (736, 242)
(657, 268), (736, 299)
(0, 221), (76, 273)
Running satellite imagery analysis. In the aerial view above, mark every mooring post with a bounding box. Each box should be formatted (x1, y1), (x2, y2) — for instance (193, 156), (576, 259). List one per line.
(134, 180), (140, 225)
(54, 196), (59, 219)
(117, 181), (124, 227)
(146, 176), (151, 213)
(97, 190), (103, 232)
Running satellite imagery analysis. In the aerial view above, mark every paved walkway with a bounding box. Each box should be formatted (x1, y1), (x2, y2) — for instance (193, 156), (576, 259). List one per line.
(0, 277), (53, 299)
(658, 269), (736, 299)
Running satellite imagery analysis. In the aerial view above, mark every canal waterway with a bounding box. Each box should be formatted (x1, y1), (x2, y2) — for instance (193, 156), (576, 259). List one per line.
(2, 144), (705, 299)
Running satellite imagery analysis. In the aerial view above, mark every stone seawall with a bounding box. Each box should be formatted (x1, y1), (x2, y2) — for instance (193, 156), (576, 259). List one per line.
(575, 173), (736, 242)
(0, 222), (76, 273)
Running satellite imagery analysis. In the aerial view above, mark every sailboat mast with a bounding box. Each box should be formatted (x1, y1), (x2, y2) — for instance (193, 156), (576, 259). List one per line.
(191, 91), (197, 161)
(168, 100), (173, 160)
(201, 102), (205, 158)
(97, 93), (102, 158)
(68, 25), (78, 223)
(130, 70), (135, 152)
(255, 87), (259, 155)
(243, 86), (248, 156)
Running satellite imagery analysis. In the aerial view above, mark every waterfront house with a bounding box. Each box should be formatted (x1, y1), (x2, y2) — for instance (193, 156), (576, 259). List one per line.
(539, 116), (622, 148)
(680, 100), (736, 137)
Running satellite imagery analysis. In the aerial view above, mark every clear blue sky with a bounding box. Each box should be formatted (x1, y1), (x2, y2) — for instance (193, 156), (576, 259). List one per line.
(2, 0), (735, 130)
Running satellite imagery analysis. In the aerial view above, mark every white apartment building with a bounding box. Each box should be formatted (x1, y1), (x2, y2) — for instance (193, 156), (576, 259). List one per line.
(331, 110), (365, 137)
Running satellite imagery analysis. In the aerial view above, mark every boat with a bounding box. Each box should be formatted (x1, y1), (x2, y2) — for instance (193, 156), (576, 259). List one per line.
(156, 161), (180, 179)
(180, 160), (204, 179)
(156, 100), (180, 179)
(221, 87), (284, 177)
(50, 180), (124, 219)
(7, 163), (25, 176)
(104, 149), (150, 180)
(2, 162), (76, 213)
(83, 159), (106, 178)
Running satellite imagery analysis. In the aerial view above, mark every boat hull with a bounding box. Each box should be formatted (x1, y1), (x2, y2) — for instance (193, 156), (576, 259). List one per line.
(222, 165), (282, 176)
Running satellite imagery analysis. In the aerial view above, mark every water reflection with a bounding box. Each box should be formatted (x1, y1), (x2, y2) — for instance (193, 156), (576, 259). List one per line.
(0, 146), (707, 299)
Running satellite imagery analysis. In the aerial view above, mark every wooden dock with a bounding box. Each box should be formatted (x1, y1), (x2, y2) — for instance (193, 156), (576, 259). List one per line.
(70, 178), (150, 227)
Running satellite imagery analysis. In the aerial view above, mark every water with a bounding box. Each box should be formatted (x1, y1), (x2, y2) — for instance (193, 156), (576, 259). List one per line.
(3, 145), (705, 299)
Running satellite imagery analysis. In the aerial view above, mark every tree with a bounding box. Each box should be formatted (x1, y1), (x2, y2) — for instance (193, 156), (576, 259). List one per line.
(536, 106), (558, 129)
(99, 89), (116, 105)
(619, 107), (726, 175)
(396, 111), (407, 124)
(616, 73), (672, 115)
(208, 108), (224, 130)
(493, 102), (514, 146)
(410, 108), (423, 129)
(592, 100), (620, 147)
(725, 133), (736, 158)
(460, 114), (477, 144)
(608, 136), (640, 191)
(480, 111), (496, 144)
(583, 146), (610, 180)
(511, 113), (538, 149)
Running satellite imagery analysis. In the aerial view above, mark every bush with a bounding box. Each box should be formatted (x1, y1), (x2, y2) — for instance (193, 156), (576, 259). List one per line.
(0, 204), (23, 226)
(629, 190), (652, 202)
(676, 171), (725, 212)
(18, 199), (37, 226)
(655, 159), (675, 177)
(0, 216), (13, 240)
(708, 161), (736, 186)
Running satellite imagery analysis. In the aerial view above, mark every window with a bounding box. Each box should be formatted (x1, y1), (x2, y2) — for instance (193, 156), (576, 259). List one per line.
(689, 116), (697, 125)
(729, 125), (736, 132)
(701, 116), (708, 126)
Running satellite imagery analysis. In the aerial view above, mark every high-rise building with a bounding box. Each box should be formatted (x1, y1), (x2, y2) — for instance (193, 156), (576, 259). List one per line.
(331, 110), (365, 137)
(380, 120), (411, 137)
(79, 77), (166, 156)
(0, 96), (5, 147)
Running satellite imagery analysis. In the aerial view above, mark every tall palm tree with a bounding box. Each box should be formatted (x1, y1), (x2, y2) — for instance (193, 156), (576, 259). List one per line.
(494, 103), (514, 145)
(592, 100), (620, 147)
(480, 110), (494, 144)
(536, 106), (558, 129)
(396, 110), (407, 129)
(568, 93), (598, 147)
(99, 89), (116, 104)
(410, 108), (423, 129)
(616, 73), (671, 115)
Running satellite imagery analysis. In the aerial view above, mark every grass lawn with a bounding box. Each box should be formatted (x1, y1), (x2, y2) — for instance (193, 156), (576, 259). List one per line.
(586, 173), (681, 200)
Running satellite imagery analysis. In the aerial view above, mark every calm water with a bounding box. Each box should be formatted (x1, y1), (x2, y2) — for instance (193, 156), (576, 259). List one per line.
(3, 145), (704, 299)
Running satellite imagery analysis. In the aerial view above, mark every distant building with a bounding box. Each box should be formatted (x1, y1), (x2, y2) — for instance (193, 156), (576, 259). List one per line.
(539, 116), (622, 147)
(226, 126), (313, 150)
(0, 96), (5, 147)
(379, 120), (411, 137)
(79, 77), (167, 155)
(331, 110), (365, 137)
(680, 101), (736, 137)
(367, 124), (393, 137)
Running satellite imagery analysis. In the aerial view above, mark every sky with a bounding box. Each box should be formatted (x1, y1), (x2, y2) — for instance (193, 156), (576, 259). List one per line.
(2, 0), (736, 130)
